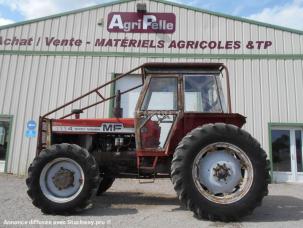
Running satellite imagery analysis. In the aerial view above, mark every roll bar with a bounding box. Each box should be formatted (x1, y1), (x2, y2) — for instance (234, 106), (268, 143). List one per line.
(42, 62), (232, 119)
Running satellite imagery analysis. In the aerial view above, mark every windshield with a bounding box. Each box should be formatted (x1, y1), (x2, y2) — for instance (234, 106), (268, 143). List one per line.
(141, 77), (178, 111)
(184, 74), (226, 113)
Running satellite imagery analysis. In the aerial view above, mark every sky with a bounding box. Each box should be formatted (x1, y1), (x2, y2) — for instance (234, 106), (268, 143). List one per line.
(0, 0), (302, 31)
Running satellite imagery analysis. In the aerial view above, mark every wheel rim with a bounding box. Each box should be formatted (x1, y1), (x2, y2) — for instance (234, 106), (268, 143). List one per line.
(39, 158), (85, 203)
(192, 142), (253, 204)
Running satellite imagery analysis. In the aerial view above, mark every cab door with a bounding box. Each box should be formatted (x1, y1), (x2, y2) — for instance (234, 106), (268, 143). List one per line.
(135, 75), (181, 154)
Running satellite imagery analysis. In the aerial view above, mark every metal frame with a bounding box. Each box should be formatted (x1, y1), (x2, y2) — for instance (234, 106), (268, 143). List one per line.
(37, 63), (231, 154)
(134, 63), (231, 157)
(37, 65), (144, 151)
(42, 65), (144, 119)
(135, 74), (180, 152)
(139, 74), (180, 111)
(0, 114), (13, 173)
(41, 63), (230, 119)
(109, 72), (143, 118)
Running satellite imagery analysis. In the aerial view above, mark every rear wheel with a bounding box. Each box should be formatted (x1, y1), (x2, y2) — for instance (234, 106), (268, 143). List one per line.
(171, 123), (269, 221)
(26, 143), (100, 214)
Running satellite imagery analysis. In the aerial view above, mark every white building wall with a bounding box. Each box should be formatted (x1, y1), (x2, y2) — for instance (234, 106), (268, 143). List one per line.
(0, 0), (302, 174)
(0, 0), (302, 54)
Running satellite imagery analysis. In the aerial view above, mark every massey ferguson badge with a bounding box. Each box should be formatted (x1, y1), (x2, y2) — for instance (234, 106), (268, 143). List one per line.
(107, 12), (176, 33)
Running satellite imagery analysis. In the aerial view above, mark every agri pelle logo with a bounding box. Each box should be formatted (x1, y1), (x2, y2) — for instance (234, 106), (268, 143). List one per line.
(107, 12), (176, 33)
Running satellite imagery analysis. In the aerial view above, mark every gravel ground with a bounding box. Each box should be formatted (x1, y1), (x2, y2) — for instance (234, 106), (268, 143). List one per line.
(1, 174), (303, 228)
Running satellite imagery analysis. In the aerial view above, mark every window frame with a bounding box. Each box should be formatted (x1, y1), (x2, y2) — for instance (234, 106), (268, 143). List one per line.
(183, 73), (226, 113)
(0, 115), (13, 173)
(140, 75), (179, 111)
(268, 123), (303, 183)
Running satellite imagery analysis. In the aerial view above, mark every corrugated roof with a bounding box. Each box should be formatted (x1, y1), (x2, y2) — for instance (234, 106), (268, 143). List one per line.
(0, 0), (302, 35)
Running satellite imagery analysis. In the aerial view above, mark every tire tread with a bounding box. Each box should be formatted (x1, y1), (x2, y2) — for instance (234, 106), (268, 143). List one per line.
(171, 123), (269, 222)
(26, 143), (100, 214)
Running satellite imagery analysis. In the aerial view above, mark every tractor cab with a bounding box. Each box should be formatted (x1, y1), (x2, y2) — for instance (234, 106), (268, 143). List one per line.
(134, 63), (244, 157)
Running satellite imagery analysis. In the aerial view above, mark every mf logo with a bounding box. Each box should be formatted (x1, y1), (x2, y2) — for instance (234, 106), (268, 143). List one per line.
(101, 123), (123, 132)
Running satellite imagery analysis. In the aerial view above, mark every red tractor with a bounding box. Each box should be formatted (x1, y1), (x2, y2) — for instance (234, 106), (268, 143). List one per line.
(26, 63), (270, 221)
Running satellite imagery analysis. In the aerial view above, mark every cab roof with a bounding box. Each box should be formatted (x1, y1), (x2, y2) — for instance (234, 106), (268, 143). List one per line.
(142, 62), (225, 74)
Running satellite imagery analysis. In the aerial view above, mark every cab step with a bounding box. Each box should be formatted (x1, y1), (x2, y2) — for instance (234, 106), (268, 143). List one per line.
(137, 157), (158, 184)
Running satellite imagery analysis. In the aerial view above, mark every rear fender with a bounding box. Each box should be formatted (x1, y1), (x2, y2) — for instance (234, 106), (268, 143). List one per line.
(167, 113), (246, 155)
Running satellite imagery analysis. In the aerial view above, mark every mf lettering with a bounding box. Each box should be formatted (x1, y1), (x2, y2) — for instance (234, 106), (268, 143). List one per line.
(101, 123), (123, 132)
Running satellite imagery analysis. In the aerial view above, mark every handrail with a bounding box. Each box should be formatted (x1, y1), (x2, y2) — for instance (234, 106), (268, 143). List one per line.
(42, 65), (144, 119)
(41, 62), (231, 119)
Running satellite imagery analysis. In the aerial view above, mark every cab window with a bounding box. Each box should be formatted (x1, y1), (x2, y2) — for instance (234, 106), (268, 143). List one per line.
(184, 75), (226, 113)
(141, 77), (178, 111)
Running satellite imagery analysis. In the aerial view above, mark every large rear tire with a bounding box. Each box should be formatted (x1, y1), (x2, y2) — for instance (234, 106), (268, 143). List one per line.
(26, 143), (100, 214)
(171, 123), (269, 221)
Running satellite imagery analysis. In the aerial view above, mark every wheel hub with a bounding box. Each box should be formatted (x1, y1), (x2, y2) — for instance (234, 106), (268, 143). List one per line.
(197, 149), (242, 195)
(192, 142), (254, 205)
(213, 163), (231, 181)
(39, 157), (85, 203)
(52, 167), (75, 190)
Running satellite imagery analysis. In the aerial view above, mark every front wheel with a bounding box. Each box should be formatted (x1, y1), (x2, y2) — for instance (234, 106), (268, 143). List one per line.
(26, 143), (100, 214)
(171, 123), (269, 221)
(96, 176), (115, 195)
